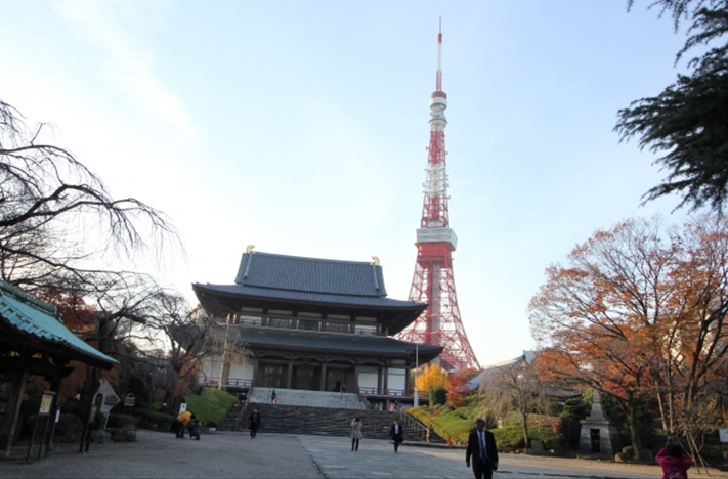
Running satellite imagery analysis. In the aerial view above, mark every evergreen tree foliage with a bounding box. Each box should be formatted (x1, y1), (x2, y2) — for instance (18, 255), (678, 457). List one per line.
(616, 0), (728, 212)
(429, 385), (447, 406)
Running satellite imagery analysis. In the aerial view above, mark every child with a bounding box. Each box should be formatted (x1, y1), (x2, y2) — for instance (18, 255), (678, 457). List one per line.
(188, 415), (202, 440)
(655, 437), (694, 479)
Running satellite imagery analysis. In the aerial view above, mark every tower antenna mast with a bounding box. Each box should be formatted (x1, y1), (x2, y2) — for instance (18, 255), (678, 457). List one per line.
(398, 21), (480, 372)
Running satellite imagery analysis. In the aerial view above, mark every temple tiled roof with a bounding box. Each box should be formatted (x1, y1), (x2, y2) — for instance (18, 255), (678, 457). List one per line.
(234, 252), (388, 296)
(227, 324), (442, 361)
(193, 283), (425, 310)
(193, 251), (428, 337)
(0, 281), (118, 367)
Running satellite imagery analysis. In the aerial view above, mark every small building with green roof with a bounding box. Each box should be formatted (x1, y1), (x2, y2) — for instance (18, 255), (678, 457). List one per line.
(0, 281), (117, 455)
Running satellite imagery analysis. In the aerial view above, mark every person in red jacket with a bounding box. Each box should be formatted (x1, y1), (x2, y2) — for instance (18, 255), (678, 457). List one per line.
(655, 437), (694, 479)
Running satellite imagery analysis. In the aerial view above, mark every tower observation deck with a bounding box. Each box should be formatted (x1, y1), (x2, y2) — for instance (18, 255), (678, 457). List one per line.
(397, 24), (480, 372)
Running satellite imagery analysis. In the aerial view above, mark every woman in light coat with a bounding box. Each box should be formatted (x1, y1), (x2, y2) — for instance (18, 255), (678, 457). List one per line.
(350, 418), (362, 451)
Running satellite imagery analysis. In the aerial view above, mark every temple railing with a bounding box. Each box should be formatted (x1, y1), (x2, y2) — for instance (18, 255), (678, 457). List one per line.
(198, 377), (252, 388)
(396, 409), (429, 441)
(358, 387), (405, 397)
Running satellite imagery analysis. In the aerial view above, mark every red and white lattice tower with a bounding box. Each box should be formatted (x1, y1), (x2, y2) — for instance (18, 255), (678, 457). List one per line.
(397, 23), (480, 372)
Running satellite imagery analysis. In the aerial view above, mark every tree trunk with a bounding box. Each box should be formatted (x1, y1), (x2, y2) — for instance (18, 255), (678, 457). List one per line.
(627, 401), (643, 460)
(656, 390), (667, 431)
(521, 412), (530, 449)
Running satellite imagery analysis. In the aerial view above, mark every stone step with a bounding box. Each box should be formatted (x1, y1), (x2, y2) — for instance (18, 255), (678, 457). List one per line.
(219, 402), (444, 444)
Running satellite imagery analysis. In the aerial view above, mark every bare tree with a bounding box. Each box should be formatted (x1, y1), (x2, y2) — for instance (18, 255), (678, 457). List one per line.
(0, 97), (188, 419)
(480, 360), (545, 449)
(0, 98), (180, 294)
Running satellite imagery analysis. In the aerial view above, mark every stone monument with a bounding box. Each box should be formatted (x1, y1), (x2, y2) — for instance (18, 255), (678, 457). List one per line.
(579, 390), (620, 459)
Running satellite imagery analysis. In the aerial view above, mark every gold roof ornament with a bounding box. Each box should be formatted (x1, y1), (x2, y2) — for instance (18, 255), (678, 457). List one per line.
(372, 256), (380, 266)
(246, 245), (255, 254)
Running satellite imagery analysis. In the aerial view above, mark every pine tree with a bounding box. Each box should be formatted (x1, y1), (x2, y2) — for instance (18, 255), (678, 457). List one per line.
(616, 0), (728, 211)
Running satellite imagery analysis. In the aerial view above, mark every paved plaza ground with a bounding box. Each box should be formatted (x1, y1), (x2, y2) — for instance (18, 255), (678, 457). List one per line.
(1, 429), (727, 479)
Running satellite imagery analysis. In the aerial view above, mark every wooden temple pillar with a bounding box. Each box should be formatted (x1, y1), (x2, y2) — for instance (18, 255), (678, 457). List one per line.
(404, 366), (411, 396)
(0, 364), (29, 454)
(377, 366), (383, 395)
(251, 356), (260, 389)
(319, 360), (327, 391)
(353, 361), (360, 395)
(286, 357), (294, 389)
(382, 361), (389, 396)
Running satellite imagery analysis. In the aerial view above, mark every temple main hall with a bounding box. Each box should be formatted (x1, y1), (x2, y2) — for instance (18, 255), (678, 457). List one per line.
(191, 249), (442, 406)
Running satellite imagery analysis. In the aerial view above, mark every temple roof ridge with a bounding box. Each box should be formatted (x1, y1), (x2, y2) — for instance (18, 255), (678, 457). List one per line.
(234, 251), (389, 298)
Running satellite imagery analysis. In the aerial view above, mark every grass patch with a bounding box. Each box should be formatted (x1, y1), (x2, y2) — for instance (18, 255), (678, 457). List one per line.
(183, 388), (237, 427)
(407, 406), (474, 445)
(407, 406), (562, 449)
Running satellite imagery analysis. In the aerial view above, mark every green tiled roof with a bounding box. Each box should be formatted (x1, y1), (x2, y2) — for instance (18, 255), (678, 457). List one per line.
(0, 281), (118, 366)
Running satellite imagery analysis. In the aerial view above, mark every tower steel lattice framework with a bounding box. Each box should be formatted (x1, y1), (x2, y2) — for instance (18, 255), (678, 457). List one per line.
(397, 24), (480, 372)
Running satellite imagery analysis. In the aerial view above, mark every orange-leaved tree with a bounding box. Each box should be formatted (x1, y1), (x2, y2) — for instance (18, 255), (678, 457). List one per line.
(529, 217), (673, 458)
(445, 371), (473, 408)
(416, 363), (445, 395)
(529, 215), (728, 461)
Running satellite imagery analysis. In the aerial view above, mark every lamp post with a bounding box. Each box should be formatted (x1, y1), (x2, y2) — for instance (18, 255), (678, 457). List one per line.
(414, 344), (420, 407)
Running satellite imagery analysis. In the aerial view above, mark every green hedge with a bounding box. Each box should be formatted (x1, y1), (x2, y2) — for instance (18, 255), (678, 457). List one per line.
(182, 388), (237, 428)
(492, 426), (562, 450)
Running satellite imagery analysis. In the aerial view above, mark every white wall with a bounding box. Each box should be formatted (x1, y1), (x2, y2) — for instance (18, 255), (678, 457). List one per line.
(201, 355), (222, 379)
(230, 361), (254, 380)
(358, 366), (379, 389)
(388, 368), (406, 391)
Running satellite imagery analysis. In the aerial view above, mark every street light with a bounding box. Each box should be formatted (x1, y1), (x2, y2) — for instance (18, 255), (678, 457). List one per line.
(414, 344), (420, 407)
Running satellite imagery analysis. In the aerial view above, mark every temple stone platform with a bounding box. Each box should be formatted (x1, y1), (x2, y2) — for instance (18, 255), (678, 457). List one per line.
(248, 387), (364, 409)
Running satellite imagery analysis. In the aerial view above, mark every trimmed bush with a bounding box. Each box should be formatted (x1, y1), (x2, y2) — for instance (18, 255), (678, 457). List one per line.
(429, 386), (447, 406)
(492, 426), (562, 450)
(182, 388), (237, 428)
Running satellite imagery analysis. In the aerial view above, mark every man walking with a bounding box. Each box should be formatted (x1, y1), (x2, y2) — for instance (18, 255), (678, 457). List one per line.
(466, 419), (498, 479)
(249, 408), (261, 439)
(389, 419), (404, 453)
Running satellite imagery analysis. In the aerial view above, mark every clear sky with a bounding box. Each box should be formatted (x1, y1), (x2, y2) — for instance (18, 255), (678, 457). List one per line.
(0, 1), (695, 366)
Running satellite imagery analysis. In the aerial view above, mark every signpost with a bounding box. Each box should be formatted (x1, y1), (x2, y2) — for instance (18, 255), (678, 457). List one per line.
(124, 394), (135, 414)
(26, 391), (55, 463)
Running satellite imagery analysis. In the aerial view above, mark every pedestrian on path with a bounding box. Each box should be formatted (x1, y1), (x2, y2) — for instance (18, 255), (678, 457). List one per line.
(269, 389), (276, 403)
(389, 419), (403, 453)
(249, 408), (261, 439)
(466, 419), (498, 479)
(655, 437), (693, 479)
(188, 416), (201, 440)
(426, 424), (434, 444)
(175, 410), (191, 438)
(350, 417), (362, 451)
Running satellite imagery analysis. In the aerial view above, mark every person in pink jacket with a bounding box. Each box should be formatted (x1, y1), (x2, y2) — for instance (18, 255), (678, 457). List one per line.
(655, 437), (694, 479)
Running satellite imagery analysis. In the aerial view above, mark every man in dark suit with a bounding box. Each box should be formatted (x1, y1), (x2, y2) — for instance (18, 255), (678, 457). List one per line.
(248, 408), (261, 439)
(388, 419), (404, 452)
(466, 419), (498, 479)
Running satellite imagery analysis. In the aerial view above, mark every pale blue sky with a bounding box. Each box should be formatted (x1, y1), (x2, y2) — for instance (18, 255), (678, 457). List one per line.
(0, 1), (693, 365)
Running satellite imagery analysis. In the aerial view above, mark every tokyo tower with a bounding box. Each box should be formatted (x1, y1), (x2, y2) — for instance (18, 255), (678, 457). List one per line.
(398, 23), (480, 372)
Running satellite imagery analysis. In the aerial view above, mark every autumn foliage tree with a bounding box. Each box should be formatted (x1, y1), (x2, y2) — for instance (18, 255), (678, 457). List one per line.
(529, 215), (728, 460)
(416, 363), (445, 395)
(444, 371), (472, 408)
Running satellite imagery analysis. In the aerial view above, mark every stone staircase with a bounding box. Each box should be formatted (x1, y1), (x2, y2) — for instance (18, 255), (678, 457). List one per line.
(218, 401), (445, 444)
